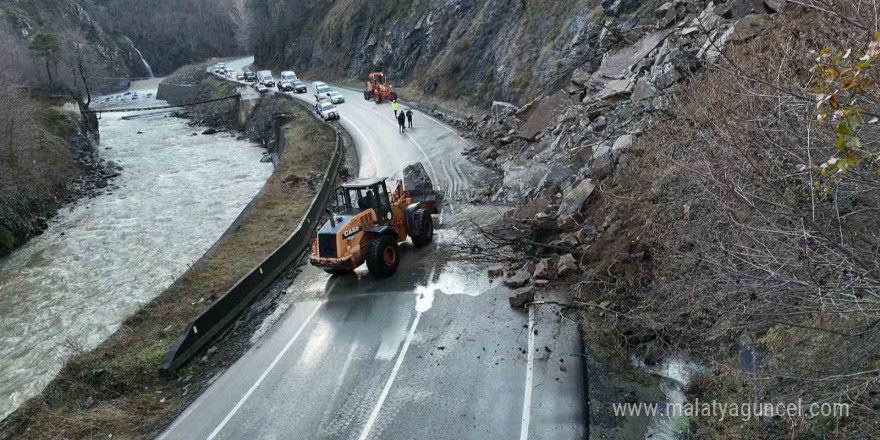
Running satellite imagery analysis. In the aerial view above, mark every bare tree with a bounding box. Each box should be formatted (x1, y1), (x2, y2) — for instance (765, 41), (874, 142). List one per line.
(229, 0), (252, 53)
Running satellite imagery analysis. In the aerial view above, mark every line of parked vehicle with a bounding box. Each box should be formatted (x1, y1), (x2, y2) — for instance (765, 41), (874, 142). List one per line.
(211, 63), (346, 123)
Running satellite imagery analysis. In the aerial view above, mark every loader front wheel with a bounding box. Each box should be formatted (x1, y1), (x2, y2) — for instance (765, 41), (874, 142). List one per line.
(363, 90), (370, 100)
(410, 209), (434, 247)
(366, 235), (399, 278)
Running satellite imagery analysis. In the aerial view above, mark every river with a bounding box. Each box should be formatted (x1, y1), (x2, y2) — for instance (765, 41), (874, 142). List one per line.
(0, 82), (272, 420)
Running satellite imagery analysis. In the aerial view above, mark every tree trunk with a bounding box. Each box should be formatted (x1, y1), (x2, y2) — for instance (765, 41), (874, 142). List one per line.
(44, 60), (55, 89)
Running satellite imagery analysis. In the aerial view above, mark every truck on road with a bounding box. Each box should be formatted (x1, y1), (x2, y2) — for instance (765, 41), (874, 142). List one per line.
(257, 70), (275, 88)
(309, 163), (440, 278)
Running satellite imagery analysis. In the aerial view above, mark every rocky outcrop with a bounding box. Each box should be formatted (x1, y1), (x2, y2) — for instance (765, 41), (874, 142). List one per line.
(455, 0), (770, 201)
(439, 0), (777, 290)
(252, 0), (661, 105)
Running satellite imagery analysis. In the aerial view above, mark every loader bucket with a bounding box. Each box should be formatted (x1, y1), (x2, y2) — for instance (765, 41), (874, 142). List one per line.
(402, 162), (443, 214)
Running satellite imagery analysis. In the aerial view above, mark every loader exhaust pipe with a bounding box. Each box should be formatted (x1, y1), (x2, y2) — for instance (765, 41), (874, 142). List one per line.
(326, 208), (336, 227)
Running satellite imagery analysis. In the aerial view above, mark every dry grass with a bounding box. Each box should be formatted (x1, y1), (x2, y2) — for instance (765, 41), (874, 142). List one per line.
(0, 90), (81, 255)
(0, 100), (335, 440)
(577, 7), (880, 439)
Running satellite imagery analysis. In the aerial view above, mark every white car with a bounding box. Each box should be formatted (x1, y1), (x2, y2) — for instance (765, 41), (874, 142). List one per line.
(255, 83), (269, 93)
(280, 71), (298, 82)
(315, 101), (339, 121)
(313, 81), (331, 100)
(226, 69), (237, 78)
(324, 91), (345, 104)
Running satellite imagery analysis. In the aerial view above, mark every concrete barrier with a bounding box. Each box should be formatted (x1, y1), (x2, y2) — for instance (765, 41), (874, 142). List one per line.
(155, 83), (198, 106)
(158, 132), (343, 376)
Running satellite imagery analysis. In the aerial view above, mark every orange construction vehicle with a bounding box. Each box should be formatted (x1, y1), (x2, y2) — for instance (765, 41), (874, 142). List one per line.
(363, 72), (398, 104)
(310, 163), (441, 278)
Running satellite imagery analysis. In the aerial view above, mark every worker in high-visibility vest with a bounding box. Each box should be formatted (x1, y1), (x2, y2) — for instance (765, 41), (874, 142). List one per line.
(392, 100), (399, 117)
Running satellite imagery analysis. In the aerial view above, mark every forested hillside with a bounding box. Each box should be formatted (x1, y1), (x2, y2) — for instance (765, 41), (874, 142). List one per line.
(81, 0), (248, 75)
(0, 0), (146, 256)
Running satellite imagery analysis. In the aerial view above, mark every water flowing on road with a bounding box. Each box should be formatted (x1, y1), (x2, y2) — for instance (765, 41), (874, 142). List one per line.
(0, 84), (272, 420)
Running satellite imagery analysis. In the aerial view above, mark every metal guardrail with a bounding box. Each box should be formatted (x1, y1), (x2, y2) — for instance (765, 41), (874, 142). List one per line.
(158, 132), (343, 376)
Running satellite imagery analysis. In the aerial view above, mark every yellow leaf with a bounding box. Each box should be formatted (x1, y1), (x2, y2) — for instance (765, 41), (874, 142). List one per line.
(846, 151), (858, 166)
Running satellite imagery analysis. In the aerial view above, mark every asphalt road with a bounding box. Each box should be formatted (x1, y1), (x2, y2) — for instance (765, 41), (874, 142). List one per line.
(156, 62), (586, 440)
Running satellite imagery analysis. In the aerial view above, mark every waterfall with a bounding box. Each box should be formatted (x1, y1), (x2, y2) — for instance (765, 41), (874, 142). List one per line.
(125, 36), (154, 78)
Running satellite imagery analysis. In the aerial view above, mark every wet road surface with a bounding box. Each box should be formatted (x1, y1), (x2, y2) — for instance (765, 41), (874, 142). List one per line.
(157, 67), (586, 440)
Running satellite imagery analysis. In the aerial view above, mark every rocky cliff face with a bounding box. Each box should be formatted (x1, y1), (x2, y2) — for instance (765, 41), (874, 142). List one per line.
(252, 0), (662, 105)
(0, 0), (147, 92)
(439, 0), (779, 206)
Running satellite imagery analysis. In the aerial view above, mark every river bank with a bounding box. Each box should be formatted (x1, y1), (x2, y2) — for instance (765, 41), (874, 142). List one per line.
(0, 87), (348, 439)
(0, 87), (274, 421)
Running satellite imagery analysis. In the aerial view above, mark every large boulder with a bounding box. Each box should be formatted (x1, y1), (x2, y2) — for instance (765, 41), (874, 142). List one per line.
(517, 91), (570, 141)
(612, 134), (634, 155)
(506, 197), (550, 220)
(534, 257), (557, 280)
(504, 266), (532, 288)
(492, 101), (519, 121)
(509, 285), (536, 308)
(558, 179), (597, 216)
(403, 162), (445, 212)
(557, 254), (579, 279)
(632, 78), (660, 106)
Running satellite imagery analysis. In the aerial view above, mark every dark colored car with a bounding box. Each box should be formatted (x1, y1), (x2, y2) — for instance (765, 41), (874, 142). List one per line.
(293, 80), (307, 93)
(278, 80), (294, 92)
(244, 72), (257, 82)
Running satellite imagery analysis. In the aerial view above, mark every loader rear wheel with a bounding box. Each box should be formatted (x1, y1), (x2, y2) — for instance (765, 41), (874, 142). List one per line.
(410, 209), (434, 247)
(366, 235), (399, 278)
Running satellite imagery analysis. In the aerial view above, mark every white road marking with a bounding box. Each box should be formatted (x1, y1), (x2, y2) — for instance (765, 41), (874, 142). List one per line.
(318, 340), (360, 429)
(356, 265), (437, 440)
(205, 301), (324, 440)
(358, 312), (421, 440)
(520, 305), (536, 440)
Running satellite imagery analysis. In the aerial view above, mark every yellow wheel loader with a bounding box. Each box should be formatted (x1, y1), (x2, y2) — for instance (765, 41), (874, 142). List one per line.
(309, 163), (442, 278)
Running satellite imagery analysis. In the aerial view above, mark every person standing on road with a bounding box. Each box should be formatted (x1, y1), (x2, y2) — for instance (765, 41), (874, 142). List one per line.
(392, 100), (399, 117)
(397, 111), (406, 134)
(406, 109), (414, 128)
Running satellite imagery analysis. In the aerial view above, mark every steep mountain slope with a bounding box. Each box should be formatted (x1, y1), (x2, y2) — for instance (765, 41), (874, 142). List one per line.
(252, 0), (661, 105)
(0, 0), (142, 256)
(0, 0), (147, 90)
(80, 0), (245, 75)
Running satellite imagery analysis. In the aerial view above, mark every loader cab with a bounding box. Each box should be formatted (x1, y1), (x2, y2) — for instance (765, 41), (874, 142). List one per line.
(369, 73), (387, 86)
(334, 179), (392, 224)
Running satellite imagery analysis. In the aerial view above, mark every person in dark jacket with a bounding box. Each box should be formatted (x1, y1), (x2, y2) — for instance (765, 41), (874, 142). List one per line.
(406, 109), (414, 128)
(397, 111), (406, 134)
